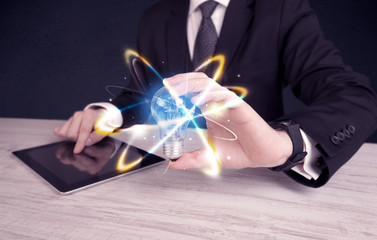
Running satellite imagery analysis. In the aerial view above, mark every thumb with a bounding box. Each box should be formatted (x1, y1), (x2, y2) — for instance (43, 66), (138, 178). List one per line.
(169, 147), (215, 170)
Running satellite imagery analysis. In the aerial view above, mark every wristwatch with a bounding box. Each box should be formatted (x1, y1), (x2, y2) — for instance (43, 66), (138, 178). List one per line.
(268, 120), (307, 172)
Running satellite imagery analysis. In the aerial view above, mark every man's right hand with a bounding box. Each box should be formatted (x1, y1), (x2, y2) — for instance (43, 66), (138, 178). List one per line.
(54, 108), (107, 154)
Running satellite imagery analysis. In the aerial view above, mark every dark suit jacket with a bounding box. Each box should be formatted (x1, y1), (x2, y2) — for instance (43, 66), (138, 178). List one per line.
(114, 0), (377, 187)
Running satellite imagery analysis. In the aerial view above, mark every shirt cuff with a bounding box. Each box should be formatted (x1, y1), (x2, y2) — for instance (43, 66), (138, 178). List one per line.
(85, 102), (123, 128)
(291, 129), (322, 180)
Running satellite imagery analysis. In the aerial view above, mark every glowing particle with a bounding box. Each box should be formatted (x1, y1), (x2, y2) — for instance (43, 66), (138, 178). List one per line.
(143, 137), (147, 140)
(237, 74), (241, 78)
(189, 137), (192, 141)
(109, 98), (113, 102)
(226, 155), (231, 160)
(153, 135), (156, 138)
(227, 119), (230, 122)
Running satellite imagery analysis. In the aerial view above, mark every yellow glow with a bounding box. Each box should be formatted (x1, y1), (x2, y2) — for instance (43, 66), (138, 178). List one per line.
(118, 50), (248, 177)
(124, 49), (153, 68)
(228, 86), (248, 99)
(163, 77), (221, 176)
(162, 54), (229, 177)
(116, 146), (143, 172)
(206, 102), (226, 115)
(94, 116), (117, 136)
(202, 134), (221, 176)
(199, 86), (249, 117)
(195, 55), (226, 82)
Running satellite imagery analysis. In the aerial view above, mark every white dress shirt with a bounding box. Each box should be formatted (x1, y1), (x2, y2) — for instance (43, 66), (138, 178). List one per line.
(88, 0), (322, 180)
(187, 0), (229, 59)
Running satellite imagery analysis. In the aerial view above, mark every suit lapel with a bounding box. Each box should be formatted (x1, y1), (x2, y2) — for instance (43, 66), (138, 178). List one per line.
(166, 0), (191, 76)
(215, 0), (255, 70)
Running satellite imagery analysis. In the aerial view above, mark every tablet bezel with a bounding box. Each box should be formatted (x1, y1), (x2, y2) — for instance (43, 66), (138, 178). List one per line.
(12, 138), (166, 194)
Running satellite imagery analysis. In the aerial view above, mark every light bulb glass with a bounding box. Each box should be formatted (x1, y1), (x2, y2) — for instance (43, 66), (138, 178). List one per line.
(151, 86), (194, 160)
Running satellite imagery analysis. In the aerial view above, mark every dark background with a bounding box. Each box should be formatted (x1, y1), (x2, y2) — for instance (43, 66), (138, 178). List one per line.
(1, 0), (376, 142)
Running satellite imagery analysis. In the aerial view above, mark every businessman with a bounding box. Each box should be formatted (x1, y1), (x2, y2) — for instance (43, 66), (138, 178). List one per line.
(55, 0), (377, 187)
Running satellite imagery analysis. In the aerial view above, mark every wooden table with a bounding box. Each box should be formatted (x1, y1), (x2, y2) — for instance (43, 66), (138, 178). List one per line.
(1, 118), (376, 239)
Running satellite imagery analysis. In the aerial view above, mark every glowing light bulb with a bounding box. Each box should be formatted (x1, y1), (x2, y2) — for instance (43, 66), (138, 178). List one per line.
(151, 87), (194, 160)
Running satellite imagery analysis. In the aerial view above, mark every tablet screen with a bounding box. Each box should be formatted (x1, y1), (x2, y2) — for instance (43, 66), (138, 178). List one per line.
(13, 137), (165, 194)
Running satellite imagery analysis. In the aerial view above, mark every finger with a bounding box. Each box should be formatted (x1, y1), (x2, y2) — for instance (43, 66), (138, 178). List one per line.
(169, 147), (211, 170)
(73, 111), (98, 154)
(164, 72), (222, 94)
(65, 112), (84, 141)
(54, 126), (61, 137)
(54, 117), (73, 139)
(166, 72), (209, 84)
(166, 78), (222, 97)
(191, 89), (237, 107)
(165, 75), (215, 90)
(74, 135), (90, 154)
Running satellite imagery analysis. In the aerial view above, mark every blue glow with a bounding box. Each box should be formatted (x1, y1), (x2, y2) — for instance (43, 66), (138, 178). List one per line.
(151, 87), (195, 142)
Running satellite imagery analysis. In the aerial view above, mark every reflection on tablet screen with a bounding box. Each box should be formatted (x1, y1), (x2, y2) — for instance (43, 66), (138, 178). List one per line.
(13, 137), (165, 194)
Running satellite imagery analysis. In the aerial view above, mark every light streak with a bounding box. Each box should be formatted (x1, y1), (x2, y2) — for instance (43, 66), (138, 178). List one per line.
(227, 86), (248, 100)
(204, 117), (238, 141)
(163, 68), (223, 176)
(113, 50), (247, 176)
(117, 145), (143, 171)
(116, 118), (190, 173)
(194, 55), (225, 82)
(94, 115), (120, 136)
(124, 49), (164, 81)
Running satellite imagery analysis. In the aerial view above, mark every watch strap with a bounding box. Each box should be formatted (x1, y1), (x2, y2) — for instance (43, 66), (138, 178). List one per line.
(269, 121), (308, 172)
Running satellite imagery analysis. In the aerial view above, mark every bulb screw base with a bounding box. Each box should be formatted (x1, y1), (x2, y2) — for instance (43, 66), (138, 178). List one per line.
(163, 140), (184, 161)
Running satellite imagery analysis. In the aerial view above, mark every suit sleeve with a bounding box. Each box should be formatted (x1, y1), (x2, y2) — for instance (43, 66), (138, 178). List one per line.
(108, 10), (156, 129)
(278, 0), (377, 187)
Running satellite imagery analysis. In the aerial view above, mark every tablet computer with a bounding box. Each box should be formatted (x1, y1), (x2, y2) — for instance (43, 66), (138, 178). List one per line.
(12, 137), (165, 194)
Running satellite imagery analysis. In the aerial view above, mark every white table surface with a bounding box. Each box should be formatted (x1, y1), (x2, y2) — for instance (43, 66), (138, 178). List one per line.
(1, 118), (376, 239)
